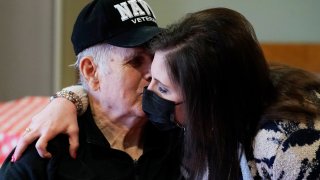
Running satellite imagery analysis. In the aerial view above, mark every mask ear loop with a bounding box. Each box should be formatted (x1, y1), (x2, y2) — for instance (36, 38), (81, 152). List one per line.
(169, 112), (185, 130)
(172, 101), (185, 131)
(175, 121), (185, 131)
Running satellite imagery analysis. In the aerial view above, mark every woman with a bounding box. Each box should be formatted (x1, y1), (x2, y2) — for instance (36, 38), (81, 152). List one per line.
(143, 8), (275, 179)
(11, 8), (320, 179)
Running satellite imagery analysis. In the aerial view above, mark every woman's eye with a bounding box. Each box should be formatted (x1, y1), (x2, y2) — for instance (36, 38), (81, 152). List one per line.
(158, 86), (168, 94)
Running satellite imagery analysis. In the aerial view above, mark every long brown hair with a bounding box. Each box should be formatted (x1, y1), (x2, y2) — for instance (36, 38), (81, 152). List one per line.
(151, 8), (276, 179)
(261, 64), (320, 126)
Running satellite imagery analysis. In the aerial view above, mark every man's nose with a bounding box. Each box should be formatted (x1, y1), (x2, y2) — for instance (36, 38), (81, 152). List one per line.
(143, 70), (152, 82)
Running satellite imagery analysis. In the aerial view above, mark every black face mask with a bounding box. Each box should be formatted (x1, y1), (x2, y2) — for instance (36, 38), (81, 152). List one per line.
(142, 87), (182, 131)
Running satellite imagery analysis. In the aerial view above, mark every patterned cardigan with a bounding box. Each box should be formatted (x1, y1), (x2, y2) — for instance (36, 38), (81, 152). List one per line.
(248, 65), (320, 179)
(249, 119), (320, 179)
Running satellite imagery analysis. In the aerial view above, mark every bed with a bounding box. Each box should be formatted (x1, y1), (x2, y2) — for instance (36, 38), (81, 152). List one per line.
(0, 96), (49, 166)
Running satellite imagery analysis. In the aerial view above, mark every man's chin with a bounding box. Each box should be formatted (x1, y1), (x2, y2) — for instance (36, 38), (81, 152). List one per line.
(134, 99), (145, 116)
(135, 108), (147, 118)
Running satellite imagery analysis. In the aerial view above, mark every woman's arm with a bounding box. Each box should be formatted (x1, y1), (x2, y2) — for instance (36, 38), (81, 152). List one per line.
(12, 85), (88, 161)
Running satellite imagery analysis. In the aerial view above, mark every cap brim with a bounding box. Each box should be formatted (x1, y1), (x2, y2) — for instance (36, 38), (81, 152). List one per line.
(107, 26), (162, 48)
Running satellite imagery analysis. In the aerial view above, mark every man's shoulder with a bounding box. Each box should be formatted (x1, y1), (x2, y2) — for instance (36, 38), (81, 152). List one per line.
(0, 139), (58, 179)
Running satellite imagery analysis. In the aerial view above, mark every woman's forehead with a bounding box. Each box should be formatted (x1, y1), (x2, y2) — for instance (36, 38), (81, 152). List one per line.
(151, 51), (172, 87)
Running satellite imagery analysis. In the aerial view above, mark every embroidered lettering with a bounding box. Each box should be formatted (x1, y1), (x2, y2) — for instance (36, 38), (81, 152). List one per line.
(127, 0), (146, 16)
(114, 2), (133, 21)
(114, 0), (157, 23)
(131, 16), (156, 24)
(137, 0), (156, 18)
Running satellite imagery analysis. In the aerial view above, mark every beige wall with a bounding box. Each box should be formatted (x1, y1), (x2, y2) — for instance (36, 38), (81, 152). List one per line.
(147, 0), (320, 43)
(0, 0), (53, 101)
(58, 0), (90, 88)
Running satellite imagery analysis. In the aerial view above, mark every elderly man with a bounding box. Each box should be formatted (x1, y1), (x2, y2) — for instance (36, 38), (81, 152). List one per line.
(0, 0), (182, 179)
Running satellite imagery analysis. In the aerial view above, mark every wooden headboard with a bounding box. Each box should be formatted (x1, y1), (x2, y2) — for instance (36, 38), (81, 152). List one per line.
(261, 43), (320, 73)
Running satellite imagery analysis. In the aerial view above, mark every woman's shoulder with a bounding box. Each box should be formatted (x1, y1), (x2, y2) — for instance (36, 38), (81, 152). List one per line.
(252, 119), (320, 179)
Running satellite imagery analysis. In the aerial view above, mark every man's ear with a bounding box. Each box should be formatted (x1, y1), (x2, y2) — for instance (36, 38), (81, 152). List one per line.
(79, 57), (100, 90)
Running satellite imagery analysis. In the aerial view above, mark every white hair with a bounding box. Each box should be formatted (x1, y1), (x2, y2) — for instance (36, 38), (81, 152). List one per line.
(73, 43), (114, 90)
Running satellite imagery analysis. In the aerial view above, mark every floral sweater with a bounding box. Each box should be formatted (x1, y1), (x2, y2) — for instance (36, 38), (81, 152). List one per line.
(249, 119), (320, 179)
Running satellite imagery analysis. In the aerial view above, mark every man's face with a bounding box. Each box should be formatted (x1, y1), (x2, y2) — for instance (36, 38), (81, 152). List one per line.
(97, 47), (153, 120)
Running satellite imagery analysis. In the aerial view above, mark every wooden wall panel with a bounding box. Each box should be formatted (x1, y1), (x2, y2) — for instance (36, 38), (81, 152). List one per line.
(261, 44), (320, 73)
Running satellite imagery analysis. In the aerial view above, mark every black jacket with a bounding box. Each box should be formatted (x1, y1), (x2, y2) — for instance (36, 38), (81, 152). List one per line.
(0, 108), (183, 180)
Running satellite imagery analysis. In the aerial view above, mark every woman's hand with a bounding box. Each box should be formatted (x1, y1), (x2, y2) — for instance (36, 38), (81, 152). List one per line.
(12, 98), (79, 161)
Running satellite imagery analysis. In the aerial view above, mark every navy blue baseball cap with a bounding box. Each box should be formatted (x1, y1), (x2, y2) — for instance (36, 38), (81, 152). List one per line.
(71, 0), (161, 55)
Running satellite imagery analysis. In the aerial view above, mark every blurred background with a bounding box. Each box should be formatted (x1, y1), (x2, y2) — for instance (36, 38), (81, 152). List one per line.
(1, 0), (320, 101)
